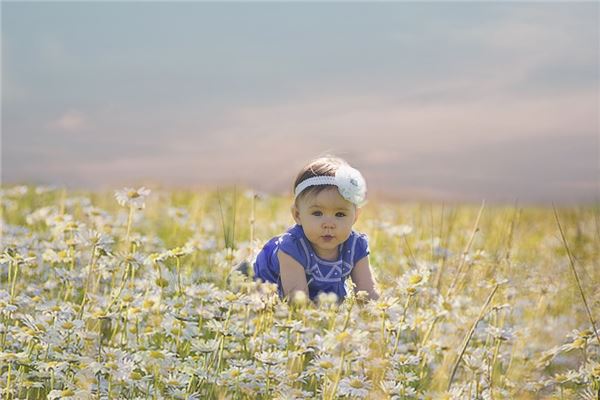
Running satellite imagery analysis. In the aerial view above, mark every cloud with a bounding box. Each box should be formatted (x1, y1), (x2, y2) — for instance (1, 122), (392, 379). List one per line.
(49, 110), (88, 132)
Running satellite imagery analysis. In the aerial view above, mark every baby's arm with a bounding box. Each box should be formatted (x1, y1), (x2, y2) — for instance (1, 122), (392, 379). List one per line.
(277, 251), (309, 300)
(351, 256), (379, 301)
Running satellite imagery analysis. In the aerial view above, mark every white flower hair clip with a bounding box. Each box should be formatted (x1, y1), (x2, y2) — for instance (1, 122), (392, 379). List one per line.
(294, 165), (367, 206)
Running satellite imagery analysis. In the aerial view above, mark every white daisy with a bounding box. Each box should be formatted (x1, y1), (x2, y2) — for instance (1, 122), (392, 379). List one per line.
(337, 374), (372, 398)
(114, 187), (151, 209)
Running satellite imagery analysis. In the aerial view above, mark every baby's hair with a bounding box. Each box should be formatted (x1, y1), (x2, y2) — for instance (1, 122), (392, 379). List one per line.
(293, 156), (350, 203)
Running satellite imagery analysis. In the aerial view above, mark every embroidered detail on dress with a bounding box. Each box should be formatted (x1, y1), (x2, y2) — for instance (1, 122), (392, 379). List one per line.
(307, 261), (353, 283)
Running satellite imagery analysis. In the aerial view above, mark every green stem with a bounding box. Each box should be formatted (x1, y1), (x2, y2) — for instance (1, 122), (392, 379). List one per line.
(446, 201), (485, 299)
(125, 204), (134, 249)
(392, 294), (413, 356)
(448, 284), (499, 391)
(265, 364), (271, 395)
(490, 338), (502, 396)
(5, 362), (11, 400)
(381, 313), (387, 348)
(176, 257), (183, 296)
(63, 242), (76, 302)
(553, 207), (600, 347)
(79, 245), (98, 319)
(328, 350), (346, 400)
(342, 301), (354, 331)
(9, 261), (18, 303)
(106, 262), (130, 312)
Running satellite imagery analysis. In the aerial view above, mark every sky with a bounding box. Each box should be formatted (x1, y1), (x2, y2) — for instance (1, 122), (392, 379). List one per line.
(2, 2), (599, 204)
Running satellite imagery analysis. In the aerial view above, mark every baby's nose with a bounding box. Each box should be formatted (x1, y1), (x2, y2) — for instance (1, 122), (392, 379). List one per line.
(322, 217), (336, 228)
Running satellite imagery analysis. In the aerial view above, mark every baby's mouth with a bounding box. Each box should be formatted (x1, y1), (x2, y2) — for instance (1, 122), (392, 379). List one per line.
(321, 234), (335, 241)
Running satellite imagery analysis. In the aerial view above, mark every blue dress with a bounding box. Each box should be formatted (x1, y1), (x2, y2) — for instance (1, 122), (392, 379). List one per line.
(253, 224), (370, 300)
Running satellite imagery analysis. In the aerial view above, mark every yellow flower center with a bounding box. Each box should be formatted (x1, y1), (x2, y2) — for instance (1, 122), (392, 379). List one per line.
(336, 331), (351, 343)
(150, 350), (164, 359)
(143, 299), (155, 308)
(61, 321), (74, 330)
(130, 371), (143, 380)
(349, 379), (364, 389)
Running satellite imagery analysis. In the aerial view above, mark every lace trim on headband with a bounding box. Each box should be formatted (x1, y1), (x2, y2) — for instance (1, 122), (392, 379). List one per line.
(294, 176), (337, 198)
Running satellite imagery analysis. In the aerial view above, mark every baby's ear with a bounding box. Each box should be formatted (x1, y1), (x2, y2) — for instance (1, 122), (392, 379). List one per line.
(291, 204), (301, 225)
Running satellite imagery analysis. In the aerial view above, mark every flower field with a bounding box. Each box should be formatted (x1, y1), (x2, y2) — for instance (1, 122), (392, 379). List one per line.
(1, 185), (598, 399)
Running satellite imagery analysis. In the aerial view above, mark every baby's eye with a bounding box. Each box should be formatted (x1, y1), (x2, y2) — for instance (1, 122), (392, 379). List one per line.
(312, 211), (323, 216)
(336, 212), (346, 217)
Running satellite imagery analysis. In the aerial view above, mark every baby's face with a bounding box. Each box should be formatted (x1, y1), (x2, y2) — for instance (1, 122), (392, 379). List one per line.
(292, 187), (358, 261)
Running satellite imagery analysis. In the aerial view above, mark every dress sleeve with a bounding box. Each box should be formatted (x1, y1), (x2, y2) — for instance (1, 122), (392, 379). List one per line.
(276, 232), (309, 269)
(353, 233), (370, 264)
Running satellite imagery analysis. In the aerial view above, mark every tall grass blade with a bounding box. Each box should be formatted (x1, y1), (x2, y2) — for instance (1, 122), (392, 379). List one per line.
(553, 205), (600, 347)
(447, 283), (499, 391)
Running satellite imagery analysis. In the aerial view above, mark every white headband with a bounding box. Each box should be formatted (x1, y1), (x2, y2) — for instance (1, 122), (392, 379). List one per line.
(294, 165), (367, 206)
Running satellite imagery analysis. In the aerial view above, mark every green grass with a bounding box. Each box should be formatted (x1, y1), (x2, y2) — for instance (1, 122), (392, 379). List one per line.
(0, 185), (598, 399)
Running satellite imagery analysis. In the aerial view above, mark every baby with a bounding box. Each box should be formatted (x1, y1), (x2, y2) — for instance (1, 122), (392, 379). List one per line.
(253, 156), (379, 302)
